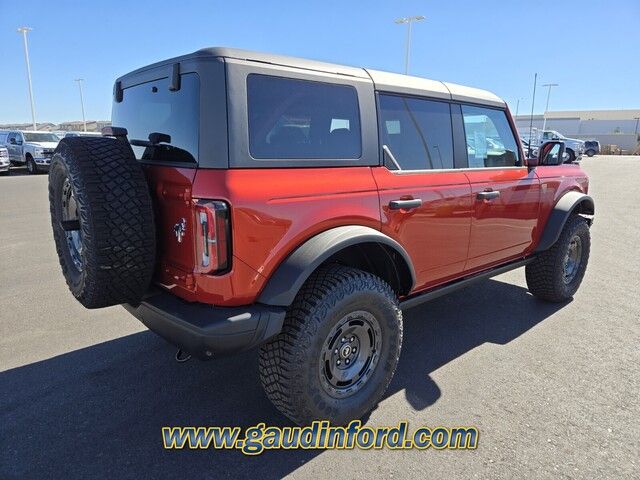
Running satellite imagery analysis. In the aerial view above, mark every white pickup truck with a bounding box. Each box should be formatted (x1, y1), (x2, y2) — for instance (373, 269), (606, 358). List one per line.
(520, 128), (585, 163)
(0, 145), (9, 174)
(4, 131), (60, 174)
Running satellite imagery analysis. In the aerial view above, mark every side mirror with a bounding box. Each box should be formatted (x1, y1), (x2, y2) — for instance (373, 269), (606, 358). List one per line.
(552, 135), (559, 140)
(537, 141), (565, 166)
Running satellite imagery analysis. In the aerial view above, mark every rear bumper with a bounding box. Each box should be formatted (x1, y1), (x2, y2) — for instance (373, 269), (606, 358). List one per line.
(123, 289), (286, 359)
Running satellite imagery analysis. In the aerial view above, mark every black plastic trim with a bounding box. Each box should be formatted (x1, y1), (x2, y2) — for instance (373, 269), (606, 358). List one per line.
(114, 81), (123, 103)
(123, 289), (286, 359)
(168, 63), (181, 91)
(258, 225), (416, 307)
(535, 192), (594, 252)
(400, 257), (534, 310)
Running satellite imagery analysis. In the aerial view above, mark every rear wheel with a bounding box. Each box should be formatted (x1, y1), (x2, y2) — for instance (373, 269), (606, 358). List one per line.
(586, 149), (595, 157)
(565, 148), (576, 163)
(526, 215), (590, 302)
(259, 264), (402, 425)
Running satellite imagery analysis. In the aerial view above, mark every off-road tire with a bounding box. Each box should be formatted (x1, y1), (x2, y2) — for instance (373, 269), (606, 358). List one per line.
(26, 155), (37, 174)
(526, 215), (590, 302)
(259, 264), (403, 426)
(49, 137), (156, 309)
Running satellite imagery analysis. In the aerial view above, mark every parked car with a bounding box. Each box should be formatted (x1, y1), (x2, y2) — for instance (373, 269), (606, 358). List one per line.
(0, 146), (10, 174)
(519, 128), (584, 163)
(48, 47), (594, 426)
(5, 131), (60, 174)
(584, 140), (600, 157)
(520, 138), (539, 158)
(63, 131), (102, 138)
(541, 130), (585, 162)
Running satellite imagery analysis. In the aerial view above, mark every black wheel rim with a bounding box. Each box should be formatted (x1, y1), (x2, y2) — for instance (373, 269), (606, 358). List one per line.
(61, 178), (83, 271)
(319, 310), (382, 398)
(563, 235), (582, 284)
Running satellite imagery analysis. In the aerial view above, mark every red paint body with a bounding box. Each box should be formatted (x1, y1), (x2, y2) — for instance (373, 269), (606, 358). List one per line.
(144, 157), (589, 307)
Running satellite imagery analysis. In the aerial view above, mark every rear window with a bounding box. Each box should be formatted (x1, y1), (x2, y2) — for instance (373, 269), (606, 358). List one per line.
(112, 73), (199, 164)
(247, 74), (361, 160)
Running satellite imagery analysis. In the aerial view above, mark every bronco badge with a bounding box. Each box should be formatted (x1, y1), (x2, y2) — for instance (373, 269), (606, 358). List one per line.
(174, 218), (186, 243)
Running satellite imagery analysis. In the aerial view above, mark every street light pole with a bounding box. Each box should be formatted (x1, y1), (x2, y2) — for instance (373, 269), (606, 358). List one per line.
(17, 27), (37, 131)
(394, 15), (425, 74)
(75, 79), (87, 132)
(541, 83), (559, 134)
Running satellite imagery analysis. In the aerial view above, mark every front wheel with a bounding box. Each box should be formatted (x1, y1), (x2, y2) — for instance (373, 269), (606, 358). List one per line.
(259, 264), (403, 425)
(26, 156), (37, 174)
(526, 215), (590, 302)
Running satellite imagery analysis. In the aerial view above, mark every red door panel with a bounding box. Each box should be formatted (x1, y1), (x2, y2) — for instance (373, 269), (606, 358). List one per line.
(373, 167), (473, 292)
(464, 167), (540, 272)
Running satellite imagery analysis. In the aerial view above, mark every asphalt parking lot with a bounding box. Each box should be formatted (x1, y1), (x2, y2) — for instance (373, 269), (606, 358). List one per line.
(1, 156), (638, 479)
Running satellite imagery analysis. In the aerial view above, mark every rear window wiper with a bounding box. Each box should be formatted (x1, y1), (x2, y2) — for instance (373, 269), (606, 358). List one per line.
(130, 132), (196, 164)
(130, 132), (171, 147)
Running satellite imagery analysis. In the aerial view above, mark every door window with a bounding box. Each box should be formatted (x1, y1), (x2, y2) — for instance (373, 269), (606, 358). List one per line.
(461, 106), (520, 168)
(378, 94), (454, 170)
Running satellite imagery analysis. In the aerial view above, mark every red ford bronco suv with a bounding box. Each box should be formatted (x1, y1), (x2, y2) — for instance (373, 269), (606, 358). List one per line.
(48, 47), (593, 426)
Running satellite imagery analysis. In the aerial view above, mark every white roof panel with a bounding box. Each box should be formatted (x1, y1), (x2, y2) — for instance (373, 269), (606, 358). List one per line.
(443, 82), (505, 108)
(365, 69), (451, 100)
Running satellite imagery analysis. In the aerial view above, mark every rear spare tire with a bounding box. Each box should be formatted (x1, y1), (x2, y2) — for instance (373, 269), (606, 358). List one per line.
(49, 136), (156, 309)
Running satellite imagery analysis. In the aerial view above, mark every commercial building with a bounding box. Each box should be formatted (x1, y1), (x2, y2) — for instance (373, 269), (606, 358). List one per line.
(514, 109), (640, 153)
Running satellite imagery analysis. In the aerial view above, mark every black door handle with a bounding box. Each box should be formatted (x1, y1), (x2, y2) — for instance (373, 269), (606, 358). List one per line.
(476, 191), (500, 201)
(389, 199), (422, 210)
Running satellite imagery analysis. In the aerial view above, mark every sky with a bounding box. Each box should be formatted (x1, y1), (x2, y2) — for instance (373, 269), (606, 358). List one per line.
(1, 0), (638, 124)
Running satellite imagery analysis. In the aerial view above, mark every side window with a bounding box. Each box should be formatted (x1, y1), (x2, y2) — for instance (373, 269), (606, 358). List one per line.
(378, 94), (454, 170)
(461, 106), (520, 168)
(247, 74), (361, 159)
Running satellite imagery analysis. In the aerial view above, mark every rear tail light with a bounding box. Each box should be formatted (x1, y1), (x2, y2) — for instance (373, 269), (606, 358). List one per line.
(193, 200), (231, 274)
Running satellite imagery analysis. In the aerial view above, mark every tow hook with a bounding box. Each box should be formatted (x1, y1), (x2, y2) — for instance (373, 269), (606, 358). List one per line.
(175, 348), (192, 363)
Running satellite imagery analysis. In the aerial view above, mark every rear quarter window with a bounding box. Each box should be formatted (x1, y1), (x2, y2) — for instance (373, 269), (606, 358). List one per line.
(111, 73), (199, 164)
(247, 74), (361, 160)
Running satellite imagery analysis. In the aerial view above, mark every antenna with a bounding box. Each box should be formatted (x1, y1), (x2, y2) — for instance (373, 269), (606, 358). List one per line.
(527, 73), (538, 157)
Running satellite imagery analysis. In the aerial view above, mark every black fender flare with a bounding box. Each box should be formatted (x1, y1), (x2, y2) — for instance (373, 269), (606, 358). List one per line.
(535, 191), (594, 252)
(257, 225), (416, 307)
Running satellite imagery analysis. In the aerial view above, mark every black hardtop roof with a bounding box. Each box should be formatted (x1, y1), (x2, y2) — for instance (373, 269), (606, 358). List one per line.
(117, 47), (368, 81)
(115, 46), (505, 108)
